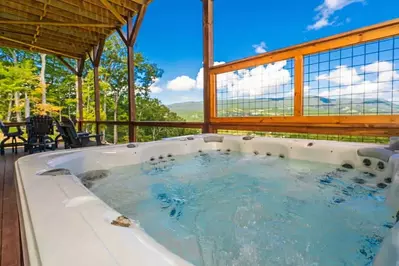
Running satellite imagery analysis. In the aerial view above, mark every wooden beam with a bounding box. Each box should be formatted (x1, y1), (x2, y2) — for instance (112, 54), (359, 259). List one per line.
(99, 0), (127, 25)
(77, 119), (399, 137)
(294, 55), (303, 117)
(116, 27), (128, 46)
(106, 0), (141, 13)
(210, 115), (399, 125)
(0, 35), (79, 58)
(34, 0), (117, 25)
(211, 123), (399, 137)
(126, 15), (136, 142)
(87, 51), (94, 65)
(0, 24), (99, 46)
(0, 29), (88, 54)
(77, 56), (86, 76)
(210, 18), (399, 75)
(56, 56), (78, 75)
(93, 39), (105, 67)
(202, 0), (214, 133)
(83, 121), (204, 128)
(133, 121), (203, 128)
(0, 21), (116, 28)
(1, 1), (112, 35)
(128, 5), (147, 46)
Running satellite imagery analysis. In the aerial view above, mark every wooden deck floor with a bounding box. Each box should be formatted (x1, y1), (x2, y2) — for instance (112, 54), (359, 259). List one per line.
(0, 149), (23, 266)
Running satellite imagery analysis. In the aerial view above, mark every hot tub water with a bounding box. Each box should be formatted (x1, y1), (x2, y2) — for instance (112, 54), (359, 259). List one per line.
(90, 151), (394, 266)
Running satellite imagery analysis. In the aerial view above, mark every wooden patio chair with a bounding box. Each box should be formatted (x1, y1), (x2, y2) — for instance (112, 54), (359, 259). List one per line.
(56, 119), (102, 149)
(26, 115), (56, 154)
(55, 117), (89, 148)
(0, 121), (27, 155)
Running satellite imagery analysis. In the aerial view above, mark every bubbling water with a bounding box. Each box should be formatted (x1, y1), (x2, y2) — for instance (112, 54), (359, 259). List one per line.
(90, 151), (394, 266)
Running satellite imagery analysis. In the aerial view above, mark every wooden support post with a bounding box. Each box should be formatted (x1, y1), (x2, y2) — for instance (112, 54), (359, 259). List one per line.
(77, 57), (85, 132)
(126, 15), (136, 142)
(93, 66), (100, 135)
(294, 55), (304, 117)
(128, 5), (148, 47)
(115, 8), (148, 142)
(77, 74), (83, 131)
(91, 40), (105, 135)
(202, 0), (214, 133)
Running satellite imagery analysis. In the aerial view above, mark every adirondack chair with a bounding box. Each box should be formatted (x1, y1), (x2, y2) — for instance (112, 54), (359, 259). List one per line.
(55, 117), (89, 148)
(26, 115), (56, 154)
(0, 121), (27, 155)
(55, 118), (102, 149)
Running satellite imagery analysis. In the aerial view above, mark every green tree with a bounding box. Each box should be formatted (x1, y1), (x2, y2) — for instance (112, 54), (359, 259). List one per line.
(0, 36), (197, 144)
(0, 60), (38, 121)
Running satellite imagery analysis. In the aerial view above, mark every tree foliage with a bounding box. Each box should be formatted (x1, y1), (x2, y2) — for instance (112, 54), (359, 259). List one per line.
(0, 33), (196, 143)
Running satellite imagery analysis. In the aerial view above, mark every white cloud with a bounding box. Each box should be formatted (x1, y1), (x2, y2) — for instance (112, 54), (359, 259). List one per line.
(252, 42), (267, 54)
(307, 0), (364, 30)
(195, 61), (225, 89)
(308, 17), (331, 31)
(149, 78), (163, 94)
(167, 60), (292, 98)
(166, 75), (196, 91)
(316, 61), (399, 100)
(317, 65), (361, 85)
(361, 61), (393, 73)
(360, 61), (399, 82)
(218, 60), (292, 98)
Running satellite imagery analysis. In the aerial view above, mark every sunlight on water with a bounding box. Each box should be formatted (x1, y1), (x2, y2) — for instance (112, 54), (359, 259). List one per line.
(90, 151), (394, 266)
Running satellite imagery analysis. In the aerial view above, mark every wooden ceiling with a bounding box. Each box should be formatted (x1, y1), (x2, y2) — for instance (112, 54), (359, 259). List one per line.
(0, 0), (150, 59)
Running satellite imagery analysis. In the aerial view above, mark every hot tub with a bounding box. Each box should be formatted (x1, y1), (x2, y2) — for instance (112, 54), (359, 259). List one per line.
(15, 134), (399, 265)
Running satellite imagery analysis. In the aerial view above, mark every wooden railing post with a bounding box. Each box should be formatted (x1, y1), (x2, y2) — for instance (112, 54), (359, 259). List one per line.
(202, 0), (214, 133)
(294, 55), (304, 117)
(209, 73), (216, 132)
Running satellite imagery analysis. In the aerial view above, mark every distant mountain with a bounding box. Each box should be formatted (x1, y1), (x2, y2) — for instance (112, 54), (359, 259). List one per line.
(167, 97), (399, 121)
(168, 101), (204, 121)
(168, 101), (203, 112)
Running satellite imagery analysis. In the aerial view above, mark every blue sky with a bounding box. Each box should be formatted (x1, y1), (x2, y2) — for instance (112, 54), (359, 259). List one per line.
(135, 0), (399, 105)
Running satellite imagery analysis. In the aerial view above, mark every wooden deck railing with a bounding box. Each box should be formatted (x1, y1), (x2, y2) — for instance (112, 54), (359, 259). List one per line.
(208, 18), (399, 136)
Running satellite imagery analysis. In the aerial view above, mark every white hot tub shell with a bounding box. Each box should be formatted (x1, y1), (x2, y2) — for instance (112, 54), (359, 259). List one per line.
(14, 134), (399, 266)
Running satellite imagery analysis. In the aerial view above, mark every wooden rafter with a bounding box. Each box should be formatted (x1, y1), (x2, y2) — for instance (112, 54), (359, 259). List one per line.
(0, 21), (116, 28)
(0, 30), (87, 55)
(0, 25), (100, 45)
(99, 0), (127, 25)
(31, 0), (51, 46)
(1, 0), (147, 58)
(0, 35), (79, 58)
(1, 1), (112, 35)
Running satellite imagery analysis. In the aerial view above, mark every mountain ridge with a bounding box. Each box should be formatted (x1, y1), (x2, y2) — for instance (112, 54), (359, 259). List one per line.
(167, 96), (399, 121)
